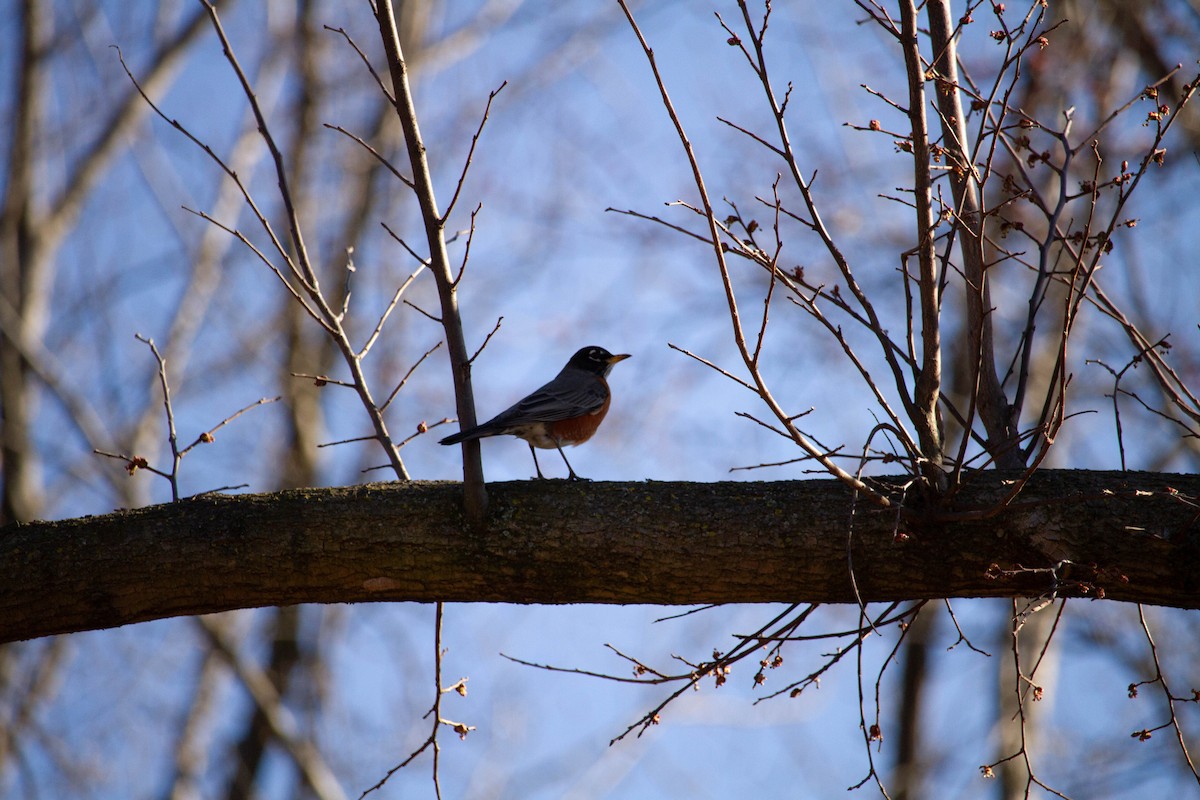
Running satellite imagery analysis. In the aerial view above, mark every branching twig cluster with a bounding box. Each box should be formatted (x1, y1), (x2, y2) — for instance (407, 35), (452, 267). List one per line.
(979, 599), (1072, 798)
(573, 2), (1200, 796)
(93, 334), (278, 501)
(504, 603), (927, 749)
(618, 0), (1198, 506)
(359, 604), (473, 800)
(1127, 606), (1199, 781)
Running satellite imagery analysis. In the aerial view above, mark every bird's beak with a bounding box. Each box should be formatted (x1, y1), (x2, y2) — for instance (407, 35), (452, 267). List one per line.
(608, 353), (632, 364)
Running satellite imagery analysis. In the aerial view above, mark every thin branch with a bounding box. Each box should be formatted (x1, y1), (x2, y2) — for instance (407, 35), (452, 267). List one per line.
(442, 82), (507, 224)
(324, 123), (414, 189)
(113, 46), (307, 291)
(468, 317), (503, 366)
(361, 604), (470, 798)
(180, 206), (328, 330)
(317, 434), (380, 450)
(381, 221), (431, 268)
(667, 342), (756, 392)
(403, 299), (442, 324)
(380, 341), (443, 414)
(898, 0), (944, 485)
(1129, 605), (1200, 782)
(291, 373), (355, 388)
(135, 334), (181, 501)
(324, 25), (395, 105)
(451, 204), (482, 288)
(177, 396), (280, 458)
(927, 0), (1018, 467)
(198, 1), (319, 289)
(359, 263), (428, 359)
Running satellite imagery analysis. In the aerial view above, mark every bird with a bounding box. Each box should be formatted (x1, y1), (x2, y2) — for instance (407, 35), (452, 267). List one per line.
(439, 346), (631, 480)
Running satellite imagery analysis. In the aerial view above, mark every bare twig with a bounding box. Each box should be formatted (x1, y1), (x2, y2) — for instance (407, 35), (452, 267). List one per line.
(291, 373), (354, 388)
(360, 604), (471, 799)
(451, 204), (482, 288)
(381, 221), (431, 268)
(926, 0), (1022, 469)
(381, 341), (444, 414)
(324, 25), (394, 105)
(323, 123), (414, 189)
(359, 263), (428, 359)
(136, 334), (180, 500)
(442, 83), (507, 223)
(468, 317), (503, 366)
(667, 342), (756, 392)
(178, 396), (280, 458)
(943, 599), (992, 656)
(1128, 606), (1200, 782)
(123, 4), (413, 481)
(96, 336), (279, 502)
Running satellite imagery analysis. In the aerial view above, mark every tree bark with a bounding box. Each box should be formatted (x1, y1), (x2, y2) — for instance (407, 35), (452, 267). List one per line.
(2, 470), (1198, 643)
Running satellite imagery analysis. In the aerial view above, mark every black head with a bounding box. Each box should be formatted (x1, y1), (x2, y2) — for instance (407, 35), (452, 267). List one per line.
(566, 346), (631, 376)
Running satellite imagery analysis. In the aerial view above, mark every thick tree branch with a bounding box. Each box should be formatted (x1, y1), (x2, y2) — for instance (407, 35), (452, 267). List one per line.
(2, 470), (1197, 643)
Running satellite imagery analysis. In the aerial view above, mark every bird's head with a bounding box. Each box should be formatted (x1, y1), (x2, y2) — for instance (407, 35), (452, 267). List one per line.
(568, 346), (631, 376)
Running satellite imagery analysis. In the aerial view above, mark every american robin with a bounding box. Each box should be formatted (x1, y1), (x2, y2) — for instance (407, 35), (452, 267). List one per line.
(439, 346), (631, 480)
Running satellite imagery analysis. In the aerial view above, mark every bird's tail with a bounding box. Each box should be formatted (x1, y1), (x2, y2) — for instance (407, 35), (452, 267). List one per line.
(439, 425), (490, 445)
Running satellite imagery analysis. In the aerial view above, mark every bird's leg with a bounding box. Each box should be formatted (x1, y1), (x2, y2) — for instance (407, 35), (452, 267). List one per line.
(528, 444), (548, 480)
(555, 443), (585, 481)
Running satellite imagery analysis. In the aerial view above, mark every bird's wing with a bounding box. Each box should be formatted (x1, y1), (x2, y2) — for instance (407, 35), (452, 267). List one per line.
(441, 370), (608, 443)
(490, 373), (608, 427)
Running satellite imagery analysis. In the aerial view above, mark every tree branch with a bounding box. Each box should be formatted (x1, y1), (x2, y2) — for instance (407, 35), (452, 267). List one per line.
(3, 470), (1198, 643)
(373, 0), (486, 521)
(926, 0), (1018, 466)
(899, 0), (944, 485)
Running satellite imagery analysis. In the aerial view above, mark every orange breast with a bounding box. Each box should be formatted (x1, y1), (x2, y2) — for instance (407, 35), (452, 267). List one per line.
(546, 391), (612, 445)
